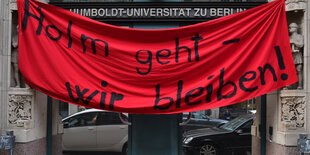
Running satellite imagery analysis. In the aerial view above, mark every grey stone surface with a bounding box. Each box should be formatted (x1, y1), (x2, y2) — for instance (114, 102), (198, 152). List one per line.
(252, 136), (299, 155)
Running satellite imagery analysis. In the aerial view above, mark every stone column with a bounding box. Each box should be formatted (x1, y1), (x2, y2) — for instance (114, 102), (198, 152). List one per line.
(0, 0), (11, 135)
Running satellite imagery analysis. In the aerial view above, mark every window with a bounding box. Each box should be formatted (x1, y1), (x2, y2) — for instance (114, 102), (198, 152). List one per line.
(67, 112), (98, 128)
(191, 112), (208, 119)
(96, 112), (126, 125)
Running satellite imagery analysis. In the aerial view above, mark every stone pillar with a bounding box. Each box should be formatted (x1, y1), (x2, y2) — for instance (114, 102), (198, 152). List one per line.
(0, 0), (11, 136)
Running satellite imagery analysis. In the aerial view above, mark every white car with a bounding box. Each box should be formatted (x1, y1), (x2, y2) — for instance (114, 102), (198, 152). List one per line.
(62, 109), (128, 154)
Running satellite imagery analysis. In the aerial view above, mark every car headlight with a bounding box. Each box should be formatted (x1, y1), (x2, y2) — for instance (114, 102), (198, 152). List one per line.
(183, 137), (193, 144)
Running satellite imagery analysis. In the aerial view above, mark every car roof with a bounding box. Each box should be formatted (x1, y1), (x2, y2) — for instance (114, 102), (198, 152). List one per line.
(62, 109), (104, 121)
(62, 108), (129, 121)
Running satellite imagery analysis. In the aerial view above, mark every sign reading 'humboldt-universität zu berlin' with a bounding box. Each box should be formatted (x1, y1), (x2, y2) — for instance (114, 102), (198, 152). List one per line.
(70, 7), (247, 18)
(18, 0), (296, 114)
(50, 2), (264, 21)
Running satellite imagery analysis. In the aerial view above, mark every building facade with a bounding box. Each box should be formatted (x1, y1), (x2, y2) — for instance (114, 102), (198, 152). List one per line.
(0, 0), (308, 154)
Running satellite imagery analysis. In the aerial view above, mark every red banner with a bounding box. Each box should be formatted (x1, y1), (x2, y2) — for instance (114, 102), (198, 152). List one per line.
(18, 0), (296, 114)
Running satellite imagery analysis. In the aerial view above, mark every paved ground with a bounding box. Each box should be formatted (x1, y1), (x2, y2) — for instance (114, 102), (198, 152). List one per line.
(63, 151), (122, 155)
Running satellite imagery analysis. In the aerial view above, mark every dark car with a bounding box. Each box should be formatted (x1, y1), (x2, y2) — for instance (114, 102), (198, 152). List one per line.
(183, 112), (228, 132)
(183, 114), (254, 155)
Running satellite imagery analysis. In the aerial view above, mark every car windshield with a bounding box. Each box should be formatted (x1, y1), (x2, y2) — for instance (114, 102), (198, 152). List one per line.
(219, 115), (252, 131)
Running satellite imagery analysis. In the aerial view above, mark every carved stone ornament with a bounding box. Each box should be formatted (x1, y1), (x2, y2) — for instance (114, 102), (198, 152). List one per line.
(8, 95), (32, 127)
(285, 0), (306, 12)
(281, 96), (305, 130)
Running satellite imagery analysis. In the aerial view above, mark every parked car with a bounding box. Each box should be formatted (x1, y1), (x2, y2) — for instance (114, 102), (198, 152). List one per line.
(62, 109), (227, 154)
(183, 114), (255, 155)
(183, 112), (228, 132)
(62, 109), (128, 154)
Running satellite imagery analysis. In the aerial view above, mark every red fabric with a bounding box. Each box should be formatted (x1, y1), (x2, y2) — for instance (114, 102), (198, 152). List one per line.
(17, 0), (296, 114)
